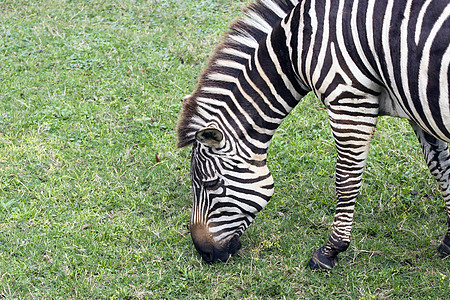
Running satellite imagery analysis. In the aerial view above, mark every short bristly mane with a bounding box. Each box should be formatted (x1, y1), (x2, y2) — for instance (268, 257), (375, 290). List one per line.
(177, 0), (298, 148)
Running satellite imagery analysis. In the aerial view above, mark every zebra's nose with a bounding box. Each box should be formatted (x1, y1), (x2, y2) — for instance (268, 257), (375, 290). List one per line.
(190, 224), (242, 262)
(195, 235), (242, 263)
(195, 242), (229, 262)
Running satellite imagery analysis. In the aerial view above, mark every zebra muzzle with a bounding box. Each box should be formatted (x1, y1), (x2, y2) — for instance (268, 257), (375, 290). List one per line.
(190, 224), (242, 262)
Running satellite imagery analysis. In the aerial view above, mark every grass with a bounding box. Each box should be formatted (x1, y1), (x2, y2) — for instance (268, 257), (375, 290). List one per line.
(0, 0), (448, 298)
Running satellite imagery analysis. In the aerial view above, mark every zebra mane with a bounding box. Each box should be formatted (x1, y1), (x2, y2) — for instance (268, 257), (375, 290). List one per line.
(177, 0), (298, 148)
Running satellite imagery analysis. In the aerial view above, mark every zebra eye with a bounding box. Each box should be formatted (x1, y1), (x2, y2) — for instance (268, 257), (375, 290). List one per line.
(202, 178), (221, 190)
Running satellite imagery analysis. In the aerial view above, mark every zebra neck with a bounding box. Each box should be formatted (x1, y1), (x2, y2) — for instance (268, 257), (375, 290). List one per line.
(177, 0), (310, 150)
(198, 18), (311, 159)
(232, 21), (309, 155)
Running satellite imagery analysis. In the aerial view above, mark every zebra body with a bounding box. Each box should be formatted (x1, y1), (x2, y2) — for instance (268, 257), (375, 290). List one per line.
(178, 0), (450, 268)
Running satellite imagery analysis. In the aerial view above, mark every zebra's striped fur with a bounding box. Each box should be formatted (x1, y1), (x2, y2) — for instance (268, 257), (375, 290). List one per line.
(177, 0), (450, 268)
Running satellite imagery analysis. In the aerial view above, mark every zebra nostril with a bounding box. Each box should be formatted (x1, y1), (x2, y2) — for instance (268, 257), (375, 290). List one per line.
(197, 247), (221, 263)
(201, 253), (210, 262)
(193, 243), (214, 263)
(202, 250), (215, 263)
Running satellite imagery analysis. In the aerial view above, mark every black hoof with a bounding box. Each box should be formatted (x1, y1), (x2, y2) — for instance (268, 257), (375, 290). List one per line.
(307, 247), (338, 270)
(438, 235), (450, 257)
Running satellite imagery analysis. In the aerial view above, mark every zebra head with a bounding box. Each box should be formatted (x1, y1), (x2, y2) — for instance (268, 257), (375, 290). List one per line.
(186, 123), (274, 262)
(177, 0), (298, 263)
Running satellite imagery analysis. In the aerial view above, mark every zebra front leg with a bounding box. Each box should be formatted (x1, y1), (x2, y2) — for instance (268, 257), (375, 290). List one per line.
(308, 112), (377, 270)
(409, 121), (450, 257)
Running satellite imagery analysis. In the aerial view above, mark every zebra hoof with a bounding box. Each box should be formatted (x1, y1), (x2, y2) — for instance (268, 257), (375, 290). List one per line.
(307, 247), (338, 270)
(437, 235), (450, 257)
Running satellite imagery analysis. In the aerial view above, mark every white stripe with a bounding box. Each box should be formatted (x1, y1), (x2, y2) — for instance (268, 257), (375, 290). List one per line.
(244, 11), (273, 33)
(215, 59), (245, 70)
(439, 44), (450, 138)
(415, 0), (434, 45)
(229, 33), (259, 49)
(241, 60), (288, 116)
(266, 26), (302, 100)
(318, 43), (353, 105)
(281, 12), (310, 91)
(400, 0), (427, 128)
(380, 0), (396, 91)
(221, 47), (251, 60)
(213, 231), (238, 242)
(350, 0), (379, 80)
(366, 0), (387, 86)
(293, 0), (310, 89)
(260, 0), (287, 18)
(311, 0), (331, 88)
(254, 43), (293, 112)
(418, 4), (450, 139)
(336, 0), (379, 89)
(304, 0), (318, 89)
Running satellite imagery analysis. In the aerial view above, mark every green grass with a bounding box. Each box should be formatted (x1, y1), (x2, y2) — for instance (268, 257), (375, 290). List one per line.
(0, 0), (448, 298)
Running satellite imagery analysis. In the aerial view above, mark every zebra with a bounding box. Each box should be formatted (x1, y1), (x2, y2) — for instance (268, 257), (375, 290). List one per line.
(177, 0), (450, 269)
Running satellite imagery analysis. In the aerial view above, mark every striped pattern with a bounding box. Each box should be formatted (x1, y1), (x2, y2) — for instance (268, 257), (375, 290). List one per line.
(178, 0), (450, 266)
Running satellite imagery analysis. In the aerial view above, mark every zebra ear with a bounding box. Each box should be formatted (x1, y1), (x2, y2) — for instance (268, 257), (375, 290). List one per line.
(195, 126), (224, 148)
